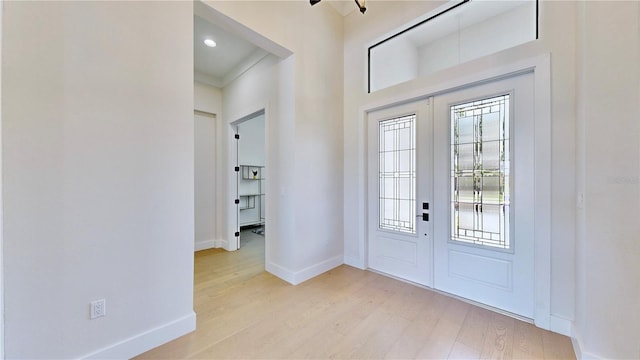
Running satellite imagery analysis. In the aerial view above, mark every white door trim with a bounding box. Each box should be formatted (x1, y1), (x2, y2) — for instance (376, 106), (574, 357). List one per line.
(1, 0), (5, 356)
(355, 54), (551, 329)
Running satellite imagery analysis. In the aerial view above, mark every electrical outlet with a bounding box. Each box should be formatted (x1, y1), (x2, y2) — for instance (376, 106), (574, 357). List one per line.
(90, 299), (106, 319)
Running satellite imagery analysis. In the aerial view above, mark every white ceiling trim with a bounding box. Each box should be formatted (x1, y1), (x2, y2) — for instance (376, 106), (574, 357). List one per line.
(222, 48), (269, 87)
(195, 48), (270, 89)
(195, 70), (223, 88)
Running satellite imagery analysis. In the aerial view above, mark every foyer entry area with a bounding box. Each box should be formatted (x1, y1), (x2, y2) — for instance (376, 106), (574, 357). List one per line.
(136, 235), (573, 359)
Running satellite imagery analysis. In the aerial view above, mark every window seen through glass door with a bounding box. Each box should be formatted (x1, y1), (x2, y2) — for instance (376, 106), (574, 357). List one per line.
(451, 95), (511, 249)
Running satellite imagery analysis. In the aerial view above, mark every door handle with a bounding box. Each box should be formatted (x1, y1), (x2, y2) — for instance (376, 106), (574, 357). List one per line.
(416, 213), (429, 221)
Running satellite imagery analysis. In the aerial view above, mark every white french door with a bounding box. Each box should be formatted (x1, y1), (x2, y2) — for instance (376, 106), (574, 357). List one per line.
(367, 100), (433, 286)
(433, 72), (535, 318)
(368, 71), (535, 318)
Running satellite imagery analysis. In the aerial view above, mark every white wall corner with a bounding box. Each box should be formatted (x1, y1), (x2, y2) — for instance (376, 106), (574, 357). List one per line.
(571, 324), (604, 360)
(267, 255), (343, 286)
(343, 255), (366, 270)
(81, 311), (196, 360)
(194, 238), (227, 252)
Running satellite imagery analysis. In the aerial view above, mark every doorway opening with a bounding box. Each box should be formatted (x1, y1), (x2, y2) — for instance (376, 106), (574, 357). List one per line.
(193, 0), (291, 262)
(233, 110), (266, 250)
(194, 110), (219, 251)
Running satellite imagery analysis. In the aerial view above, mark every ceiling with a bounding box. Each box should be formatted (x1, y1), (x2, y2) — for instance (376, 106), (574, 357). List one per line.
(193, 2), (356, 88)
(194, 15), (267, 88)
(326, 0), (357, 16)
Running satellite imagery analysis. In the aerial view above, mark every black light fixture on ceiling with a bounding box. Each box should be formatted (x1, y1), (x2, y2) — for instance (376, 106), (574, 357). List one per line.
(310, 0), (366, 14)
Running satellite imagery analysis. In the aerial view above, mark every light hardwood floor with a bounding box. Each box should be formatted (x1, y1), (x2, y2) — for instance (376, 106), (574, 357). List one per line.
(137, 230), (575, 359)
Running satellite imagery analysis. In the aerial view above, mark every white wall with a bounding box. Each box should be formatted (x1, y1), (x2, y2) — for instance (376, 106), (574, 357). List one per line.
(222, 54), (280, 255)
(221, 52), (297, 267)
(344, 0), (577, 334)
(207, 0), (344, 283)
(195, 80), (222, 115)
(2, 2), (195, 358)
(575, 1), (640, 358)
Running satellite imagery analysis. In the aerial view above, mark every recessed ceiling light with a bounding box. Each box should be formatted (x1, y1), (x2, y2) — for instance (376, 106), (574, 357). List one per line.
(204, 39), (217, 48)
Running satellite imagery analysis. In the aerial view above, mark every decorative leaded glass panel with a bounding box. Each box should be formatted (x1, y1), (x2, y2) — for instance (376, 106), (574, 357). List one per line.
(379, 115), (416, 234)
(451, 95), (510, 249)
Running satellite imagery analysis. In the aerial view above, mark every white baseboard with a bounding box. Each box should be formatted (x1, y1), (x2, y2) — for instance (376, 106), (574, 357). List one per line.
(194, 239), (226, 252)
(82, 311), (196, 359)
(343, 255), (366, 270)
(571, 333), (584, 360)
(265, 261), (296, 284)
(549, 315), (572, 337)
(266, 255), (343, 285)
(292, 255), (343, 285)
(571, 324), (603, 360)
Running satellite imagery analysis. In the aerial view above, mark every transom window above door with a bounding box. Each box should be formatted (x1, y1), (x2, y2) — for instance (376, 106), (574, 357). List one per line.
(368, 0), (538, 93)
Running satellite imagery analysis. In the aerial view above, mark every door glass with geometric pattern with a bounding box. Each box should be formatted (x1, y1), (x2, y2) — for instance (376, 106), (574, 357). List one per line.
(367, 100), (432, 287)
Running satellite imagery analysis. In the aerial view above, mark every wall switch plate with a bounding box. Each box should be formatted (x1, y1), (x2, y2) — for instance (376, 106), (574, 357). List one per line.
(90, 299), (106, 319)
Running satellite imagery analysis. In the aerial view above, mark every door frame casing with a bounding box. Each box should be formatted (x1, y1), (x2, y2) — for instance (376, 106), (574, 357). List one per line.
(355, 54), (551, 329)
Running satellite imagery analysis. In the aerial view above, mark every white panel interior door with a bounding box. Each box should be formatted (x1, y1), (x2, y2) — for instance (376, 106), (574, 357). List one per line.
(432, 72), (535, 318)
(194, 111), (217, 250)
(368, 100), (432, 286)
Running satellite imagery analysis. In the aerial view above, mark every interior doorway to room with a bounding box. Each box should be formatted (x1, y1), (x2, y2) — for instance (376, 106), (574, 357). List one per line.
(233, 111), (266, 249)
(194, 111), (218, 251)
(367, 71), (535, 319)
